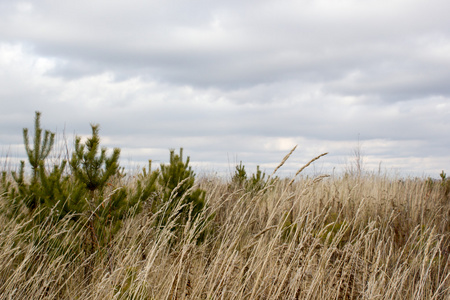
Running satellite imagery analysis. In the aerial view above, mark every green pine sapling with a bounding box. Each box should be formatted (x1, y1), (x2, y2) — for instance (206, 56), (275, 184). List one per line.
(231, 162), (269, 193)
(23, 111), (55, 183)
(69, 124), (123, 250)
(12, 111), (55, 212)
(232, 161), (247, 188)
(70, 124), (120, 198)
(129, 160), (159, 211)
(440, 170), (450, 199)
(38, 159), (85, 220)
(0, 171), (21, 218)
(249, 165), (267, 191)
(69, 124), (148, 251)
(155, 148), (205, 235)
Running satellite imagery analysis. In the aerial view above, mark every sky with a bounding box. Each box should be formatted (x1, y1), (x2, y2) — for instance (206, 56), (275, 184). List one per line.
(0, 0), (449, 178)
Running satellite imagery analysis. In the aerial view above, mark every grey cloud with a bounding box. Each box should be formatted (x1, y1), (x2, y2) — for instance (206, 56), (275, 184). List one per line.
(1, 0), (450, 177)
(2, 0), (450, 95)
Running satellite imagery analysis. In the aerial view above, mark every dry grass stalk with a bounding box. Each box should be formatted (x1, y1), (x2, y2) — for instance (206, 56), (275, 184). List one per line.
(288, 152), (329, 186)
(271, 145), (298, 176)
(0, 153), (449, 299)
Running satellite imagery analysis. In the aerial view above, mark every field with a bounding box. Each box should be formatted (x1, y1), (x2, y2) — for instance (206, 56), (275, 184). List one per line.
(0, 112), (449, 299)
(0, 166), (449, 299)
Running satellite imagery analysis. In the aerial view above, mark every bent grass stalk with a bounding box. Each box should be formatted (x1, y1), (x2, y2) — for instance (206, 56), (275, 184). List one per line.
(0, 151), (449, 299)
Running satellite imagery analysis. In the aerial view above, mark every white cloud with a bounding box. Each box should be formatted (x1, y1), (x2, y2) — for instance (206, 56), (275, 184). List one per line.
(1, 1), (450, 177)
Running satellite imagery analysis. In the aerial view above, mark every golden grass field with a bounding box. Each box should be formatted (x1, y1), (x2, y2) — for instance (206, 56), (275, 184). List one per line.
(0, 162), (449, 299)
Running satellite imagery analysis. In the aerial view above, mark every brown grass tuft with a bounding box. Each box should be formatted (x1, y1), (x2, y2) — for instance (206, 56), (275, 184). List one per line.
(0, 157), (449, 299)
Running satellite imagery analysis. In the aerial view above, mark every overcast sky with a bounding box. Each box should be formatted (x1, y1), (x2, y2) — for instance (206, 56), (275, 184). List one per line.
(1, 0), (449, 178)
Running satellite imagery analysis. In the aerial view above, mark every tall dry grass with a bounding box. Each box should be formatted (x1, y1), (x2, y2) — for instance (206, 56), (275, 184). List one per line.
(0, 169), (449, 299)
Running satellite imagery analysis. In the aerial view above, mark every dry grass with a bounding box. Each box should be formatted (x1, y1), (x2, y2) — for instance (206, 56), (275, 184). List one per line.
(0, 170), (449, 299)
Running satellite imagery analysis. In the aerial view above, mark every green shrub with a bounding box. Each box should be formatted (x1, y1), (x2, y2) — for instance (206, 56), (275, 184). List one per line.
(4, 113), (211, 253)
(6, 114), (155, 253)
(232, 161), (247, 188)
(231, 162), (270, 193)
(10, 111), (55, 213)
(23, 111), (55, 184)
(38, 159), (85, 220)
(69, 124), (139, 250)
(440, 170), (450, 199)
(128, 160), (159, 211)
(153, 148), (206, 239)
(0, 171), (22, 218)
(249, 165), (267, 191)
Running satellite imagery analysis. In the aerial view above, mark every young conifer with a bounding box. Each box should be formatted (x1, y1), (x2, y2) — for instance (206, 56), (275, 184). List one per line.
(69, 124), (120, 197)
(68, 124), (132, 250)
(249, 165), (267, 191)
(38, 159), (85, 220)
(156, 148), (205, 231)
(23, 111), (55, 183)
(129, 160), (159, 210)
(232, 161), (247, 188)
(11, 111), (55, 212)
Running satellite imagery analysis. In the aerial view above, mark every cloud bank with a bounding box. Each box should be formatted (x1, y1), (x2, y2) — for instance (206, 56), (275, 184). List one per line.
(1, 0), (449, 177)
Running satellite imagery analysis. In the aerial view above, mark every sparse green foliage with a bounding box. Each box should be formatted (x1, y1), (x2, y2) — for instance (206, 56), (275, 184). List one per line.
(280, 212), (298, 242)
(155, 148), (205, 234)
(1, 171), (21, 218)
(70, 124), (120, 195)
(9, 112), (55, 213)
(129, 160), (159, 211)
(440, 170), (450, 199)
(249, 165), (267, 190)
(11, 161), (26, 195)
(0, 171), (13, 196)
(23, 111), (55, 183)
(68, 124), (132, 250)
(5, 114), (162, 256)
(319, 218), (351, 248)
(38, 160), (85, 219)
(231, 162), (269, 192)
(11, 160), (42, 212)
(39, 160), (68, 206)
(232, 161), (247, 187)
